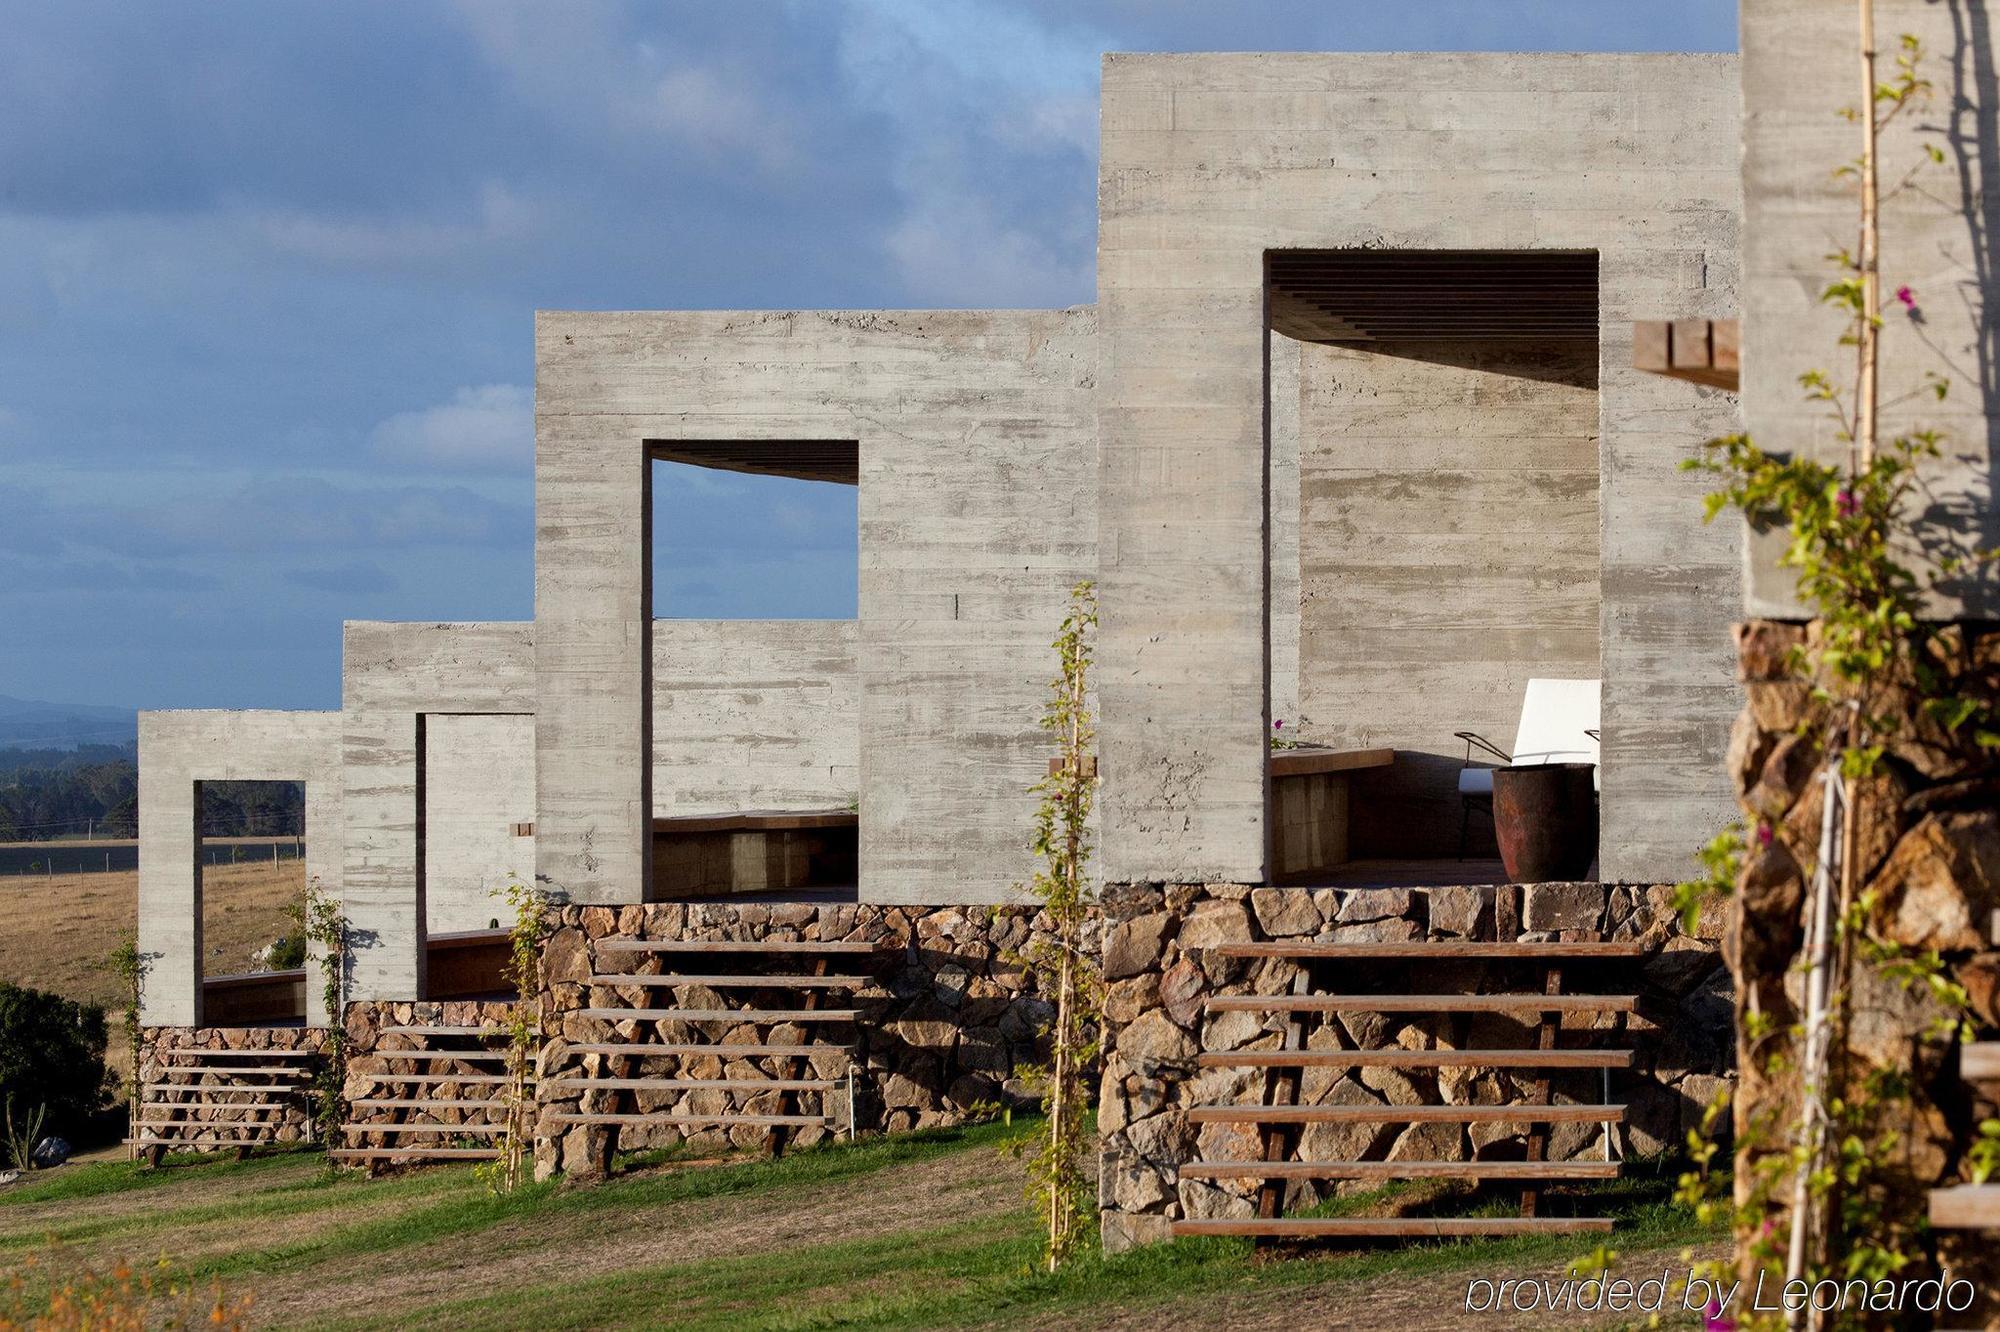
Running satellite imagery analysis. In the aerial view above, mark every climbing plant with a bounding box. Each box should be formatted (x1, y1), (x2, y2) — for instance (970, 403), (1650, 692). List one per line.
(106, 931), (143, 1159)
(479, 875), (546, 1194)
(1012, 579), (1102, 1272)
(295, 877), (349, 1169)
(1666, 10), (1999, 1321)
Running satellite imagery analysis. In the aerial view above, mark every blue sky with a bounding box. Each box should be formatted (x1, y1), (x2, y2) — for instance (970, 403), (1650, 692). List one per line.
(0, 0), (1737, 710)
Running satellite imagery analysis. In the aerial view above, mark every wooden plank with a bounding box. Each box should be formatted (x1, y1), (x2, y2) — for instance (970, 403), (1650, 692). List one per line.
(1179, 1160), (1621, 1181)
(1197, 1049), (1633, 1070)
(371, 1049), (510, 1062)
(1712, 318), (1740, 372)
(150, 1066), (311, 1077)
(1267, 747), (1395, 778)
(1186, 1104), (1626, 1126)
(549, 1077), (837, 1092)
(1632, 320), (1672, 372)
(347, 1099), (510, 1110)
(341, 1123), (505, 1135)
(1211, 942), (1643, 960)
(346, 1073), (513, 1087)
(1631, 318), (1740, 390)
(328, 1147), (500, 1160)
(1204, 994), (1638, 1014)
(379, 1025), (510, 1037)
(585, 974), (869, 989)
(141, 1083), (308, 1094)
(1929, 1185), (2000, 1229)
(154, 1048), (315, 1059)
(1962, 1043), (2000, 1083)
(545, 1111), (828, 1128)
(1171, 1216), (1613, 1238)
(575, 1008), (860, 1023)
(593, 940), (885, 955)
(563, 1043), (853, 1058)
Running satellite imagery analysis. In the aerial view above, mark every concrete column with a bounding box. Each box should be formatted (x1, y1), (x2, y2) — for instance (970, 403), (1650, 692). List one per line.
(343, 709), (425, 1000)
(136, 735), (199, 1026)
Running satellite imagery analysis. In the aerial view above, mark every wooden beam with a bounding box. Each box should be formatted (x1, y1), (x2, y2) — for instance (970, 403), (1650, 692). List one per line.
(1632, 318), (1739, 390)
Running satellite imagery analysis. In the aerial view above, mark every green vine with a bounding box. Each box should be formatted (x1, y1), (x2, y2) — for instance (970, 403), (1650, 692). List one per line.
(1009, 579), (1102, 1273)
(476, 875), (546, 1195)
(106, 931), (143, 1160)
(294, 877), (349, 1170)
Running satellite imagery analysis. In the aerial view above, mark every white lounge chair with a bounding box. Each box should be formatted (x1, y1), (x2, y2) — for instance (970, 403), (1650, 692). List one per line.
(1454, 678), (1601, 858)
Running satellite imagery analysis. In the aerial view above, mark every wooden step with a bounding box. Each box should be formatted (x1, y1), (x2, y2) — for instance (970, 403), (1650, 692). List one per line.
(1171, 1216), (1614, 1238)
(348, 1072), (514, 1087)
(1198, 1049), (1633, 1071)
(563, 1043), (853, 1058)
(1212, 942), (1644, 961)
(141, 1083), (307, 1095)
(1930, 1184), (2000, 1229)
(1186, 1104), (1626, 1126)
(576, 1008), (859, 1023)
(380, 1025), (512, 1037)
(150, 1065), (310, 1077)
(595, 940), (886, 955)
(136, 1105), (290, 1119)
(127, 1136), (284, 1148)
(341, 1122), (506, 1136)
(550, 1077), (837, 1093)
(371, 1049), (511, 1062)
(1205, 994), (1638, 1015)
(586, 974), (869, 989)
(328, 1147), (500, 1161)
(1963, 1043), (2000, 1083)
(348, 1098), (510, 1111)
(1178, 1159), (1622, 1181)
(545, 1111), (828, 1128)
(155, 1048), (315, 1060)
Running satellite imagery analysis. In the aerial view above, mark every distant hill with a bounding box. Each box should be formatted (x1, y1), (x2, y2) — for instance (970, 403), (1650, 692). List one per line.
(0, 694), (138, 752)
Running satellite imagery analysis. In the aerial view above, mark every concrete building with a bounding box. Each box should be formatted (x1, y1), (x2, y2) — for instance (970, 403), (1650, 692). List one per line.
(135, 48), (1752, 1236)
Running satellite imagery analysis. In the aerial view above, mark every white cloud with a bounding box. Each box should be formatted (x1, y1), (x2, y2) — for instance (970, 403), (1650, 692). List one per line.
(249, 180), (542, 272)
(371, 384), (532, 471)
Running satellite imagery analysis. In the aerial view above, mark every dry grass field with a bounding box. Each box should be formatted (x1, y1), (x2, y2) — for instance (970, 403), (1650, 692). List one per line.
(0, 861), (301, 1012)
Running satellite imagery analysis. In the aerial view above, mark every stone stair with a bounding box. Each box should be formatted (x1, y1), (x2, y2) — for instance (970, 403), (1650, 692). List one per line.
(541, 938), (892, 1158)
(1171, 935), (1641, 1242)
(130, 1047), (317, 1163)
(331, 1020), (530, 1167)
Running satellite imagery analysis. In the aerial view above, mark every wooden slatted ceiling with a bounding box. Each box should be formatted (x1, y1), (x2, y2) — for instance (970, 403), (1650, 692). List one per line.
(1267, 249), (1598, 343)
(649, 440), (857, 486)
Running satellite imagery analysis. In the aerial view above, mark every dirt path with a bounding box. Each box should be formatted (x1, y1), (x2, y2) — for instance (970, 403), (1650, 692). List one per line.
(249, 1143), (1027, 1326)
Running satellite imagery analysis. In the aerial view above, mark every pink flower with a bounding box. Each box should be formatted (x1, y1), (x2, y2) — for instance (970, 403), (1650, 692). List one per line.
(1757, 823), (1773, 847)
(1272, 719), (1284, 730)
(1896, 285), (1916, 308)
(1705, 1301), (1737, 1332)
(1836, 488), (1860, 517)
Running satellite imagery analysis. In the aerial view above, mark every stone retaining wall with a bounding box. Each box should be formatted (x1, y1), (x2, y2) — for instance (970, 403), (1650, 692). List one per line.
(533, 901), (1086, 1177)
(1095, 880), (1729, 1252)
(138, 1025), (333, 1149)
(342, 999), (524, 1151)
(1729, 620), (2000, 1312)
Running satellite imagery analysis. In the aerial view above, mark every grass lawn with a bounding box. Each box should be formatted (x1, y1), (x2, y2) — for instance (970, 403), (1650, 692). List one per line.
(0, 1118), (1725, 1331)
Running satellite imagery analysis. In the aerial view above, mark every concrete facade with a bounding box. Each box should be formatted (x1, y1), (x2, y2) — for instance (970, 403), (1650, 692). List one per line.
(140, 49), (1756, 1023)
(1097, 53), (1743, 885)
(137, 710), (343, 1026)
(1742, 0), (2000, 618)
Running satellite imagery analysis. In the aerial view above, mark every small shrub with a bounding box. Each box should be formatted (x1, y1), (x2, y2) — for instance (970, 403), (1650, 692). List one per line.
(0, 984), (109, 1146)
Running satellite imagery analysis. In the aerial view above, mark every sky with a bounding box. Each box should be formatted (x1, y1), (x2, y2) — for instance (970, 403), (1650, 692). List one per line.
(0, 0), (1738, 711)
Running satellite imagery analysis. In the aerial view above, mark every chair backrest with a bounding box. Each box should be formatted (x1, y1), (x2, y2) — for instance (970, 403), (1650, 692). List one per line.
(1511, 678), (1600, 767)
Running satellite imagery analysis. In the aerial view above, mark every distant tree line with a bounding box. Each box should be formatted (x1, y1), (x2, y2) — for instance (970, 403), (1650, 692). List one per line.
(0, 758), (304, 842)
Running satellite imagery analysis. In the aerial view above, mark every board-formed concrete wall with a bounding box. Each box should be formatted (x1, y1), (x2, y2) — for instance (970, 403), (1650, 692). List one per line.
(137, 710), (343, 1026)
(1289, 338), (1601, 858)
(424, 712), (536, 934)
(651, 619), (856, 817)
(1741, 0), (2000, 618)
(536, 308), (1096, 907)
(1097, 52), (1743, 885)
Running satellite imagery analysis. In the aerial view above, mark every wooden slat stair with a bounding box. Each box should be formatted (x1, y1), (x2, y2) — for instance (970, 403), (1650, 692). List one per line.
(135, 1045), (317, 1163)
(1170, 890), (1634, 1245)
(550, 935), (896, 1158)
(1929, 1044), (2000, 1234)
(337, 1018), (530, 1170)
